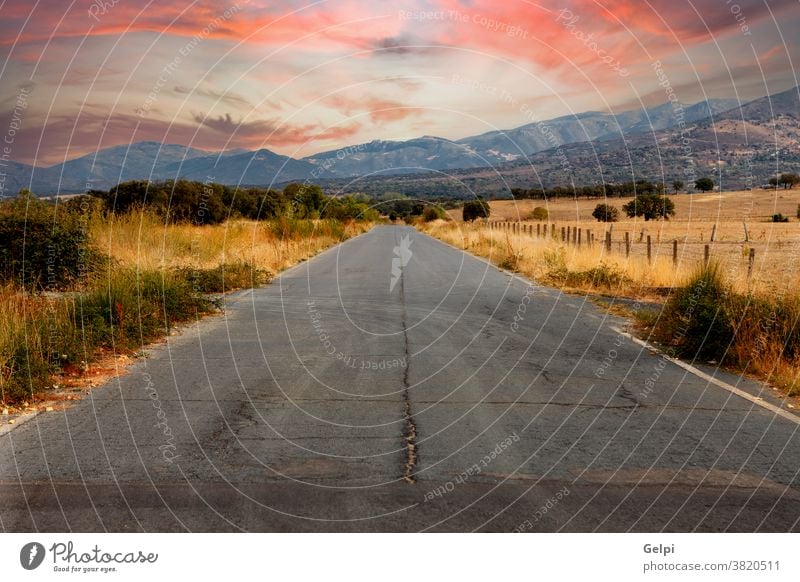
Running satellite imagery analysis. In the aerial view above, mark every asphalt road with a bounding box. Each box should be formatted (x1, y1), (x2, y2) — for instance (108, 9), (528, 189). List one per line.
(2, 225), (799, 532)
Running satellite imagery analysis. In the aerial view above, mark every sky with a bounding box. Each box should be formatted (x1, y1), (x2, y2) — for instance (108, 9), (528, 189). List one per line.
(0, 0), (798, 166)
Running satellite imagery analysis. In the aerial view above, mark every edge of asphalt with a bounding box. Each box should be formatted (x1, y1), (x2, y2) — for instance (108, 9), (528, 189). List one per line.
(423, 226), (800, 425)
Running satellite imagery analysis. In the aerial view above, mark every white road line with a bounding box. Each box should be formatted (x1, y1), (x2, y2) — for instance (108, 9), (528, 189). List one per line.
(613, 326), (800, 426)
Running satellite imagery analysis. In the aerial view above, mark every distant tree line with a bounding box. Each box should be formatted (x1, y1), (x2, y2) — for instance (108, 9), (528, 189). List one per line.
(510, 180), (668, 200)
(508, 177), (722, 200)
(88, 179), (379, 224)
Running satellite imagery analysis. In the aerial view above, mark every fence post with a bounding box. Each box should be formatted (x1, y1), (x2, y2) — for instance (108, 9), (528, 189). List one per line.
(748, 248), (755, 278)
(537, 223), (541, 237)
(710, 224), (717, 242)
(704, 244), (710, 265)
(647, 235), (652, 262)
(561, 226), (566, 242)
(625, 232), (630, 257)
(567, 226), (571, 243)
(577, 228), (582, 247)
(605, 231), (612, 252)
(673, 239), (678, 266)
(572, 226), (577, 244)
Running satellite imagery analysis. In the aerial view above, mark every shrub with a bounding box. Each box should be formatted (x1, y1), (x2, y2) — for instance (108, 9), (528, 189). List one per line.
(422, 206), (446, 222)
(651, 263), (733, 361)
(462, 199), (490, 222)
(771, 213), (789, 223)
(530, 207), (548, 221)
(0, 192), (101, 289)
(0, 287), (83, 403)
(79, 269), (213, 350)
(545, 261), (631, 290)
(592, 203), (619, 222)
(174, 262), (272, 293)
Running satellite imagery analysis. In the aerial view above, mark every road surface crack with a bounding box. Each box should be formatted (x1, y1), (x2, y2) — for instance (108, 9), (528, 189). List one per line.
(398, 231), (417, 484)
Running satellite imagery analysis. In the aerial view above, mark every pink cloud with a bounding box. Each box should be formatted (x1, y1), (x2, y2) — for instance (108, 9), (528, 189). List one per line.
(326, 94), (422, 123)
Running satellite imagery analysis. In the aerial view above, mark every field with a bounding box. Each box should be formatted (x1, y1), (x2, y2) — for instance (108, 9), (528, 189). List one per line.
(443, 189), (800, 294)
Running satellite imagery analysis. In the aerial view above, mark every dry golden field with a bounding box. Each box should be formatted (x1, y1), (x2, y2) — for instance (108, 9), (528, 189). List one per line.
(92, 213), (371, 274)
(443, 189), (800, 295)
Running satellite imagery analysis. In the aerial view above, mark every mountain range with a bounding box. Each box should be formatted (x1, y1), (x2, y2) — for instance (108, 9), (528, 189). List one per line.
(0, 88), (795, 196)
(320, 86), (799, 198)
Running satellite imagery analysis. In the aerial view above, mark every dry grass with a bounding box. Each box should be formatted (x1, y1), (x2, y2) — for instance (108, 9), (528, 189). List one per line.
(422, 220), (694, 297)
(91, 212), (371, 274)
(444, 190), (800, 295)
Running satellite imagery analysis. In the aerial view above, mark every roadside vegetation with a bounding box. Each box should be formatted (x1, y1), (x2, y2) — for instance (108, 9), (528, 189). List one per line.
(642, 263), (800, 395)
(0, 181), (375, 406)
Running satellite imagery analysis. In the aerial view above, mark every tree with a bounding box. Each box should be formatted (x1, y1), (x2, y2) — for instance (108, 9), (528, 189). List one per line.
(462, 199), (490, 222)
(530, 207), (548, 221)
(695, 177), (714, 193)
(672, 180), (684, 194)
(778, 173), (800, 189)
(284, 183), (325, 218)
(592, 203), (619, 222)
(622, 194), (675, 221)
